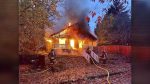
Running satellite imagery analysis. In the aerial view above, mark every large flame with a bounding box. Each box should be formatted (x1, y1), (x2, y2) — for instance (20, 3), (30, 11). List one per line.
(70, 39), (75, 49)
(59, 38), (66, 44)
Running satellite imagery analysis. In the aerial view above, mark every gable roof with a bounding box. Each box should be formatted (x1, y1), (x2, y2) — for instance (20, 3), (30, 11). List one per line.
(51, 23), (97, 40)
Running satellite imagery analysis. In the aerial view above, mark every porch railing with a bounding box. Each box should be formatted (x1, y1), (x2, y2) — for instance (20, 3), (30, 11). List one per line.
(53, 44), (70, 49)
(82, 50), (99, 63)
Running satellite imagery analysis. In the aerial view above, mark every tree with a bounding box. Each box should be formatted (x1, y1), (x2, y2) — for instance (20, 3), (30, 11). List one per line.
(95, 14), (115, 45)
(19, 0), (61, 54)
(112, 11), (131, 44)
(106, 0), (127, 16)
(95, 0), (131, 45)
(107, 0), (131, 44)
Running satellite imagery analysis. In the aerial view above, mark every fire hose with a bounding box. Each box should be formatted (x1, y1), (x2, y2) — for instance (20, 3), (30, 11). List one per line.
(90, 55), (111, 84)
(20, 57), (111, 84)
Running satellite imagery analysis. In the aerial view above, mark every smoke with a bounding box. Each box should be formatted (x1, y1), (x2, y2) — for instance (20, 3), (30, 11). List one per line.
(64, 0), (90, 23)
(54, 0), (91, 32)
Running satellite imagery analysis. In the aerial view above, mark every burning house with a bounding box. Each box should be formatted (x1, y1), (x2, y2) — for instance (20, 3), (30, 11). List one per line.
(46, 22), (97, 56)
(44, 0), (98, 56)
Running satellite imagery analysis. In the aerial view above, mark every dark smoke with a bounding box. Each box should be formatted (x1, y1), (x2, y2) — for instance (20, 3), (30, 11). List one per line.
(64, 0), (89, 24)
(54, 0), (91, 32)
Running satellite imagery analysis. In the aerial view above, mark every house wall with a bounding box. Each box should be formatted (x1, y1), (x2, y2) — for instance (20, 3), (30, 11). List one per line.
(47, 27), (98, 55)
(46, 38), (97, 56)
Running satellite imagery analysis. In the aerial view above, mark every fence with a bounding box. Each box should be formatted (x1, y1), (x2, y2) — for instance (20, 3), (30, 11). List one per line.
(98, 45), (131, 57)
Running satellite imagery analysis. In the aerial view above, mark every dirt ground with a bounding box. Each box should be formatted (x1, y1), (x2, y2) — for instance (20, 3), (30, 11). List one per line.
(19, 54), (131, 84)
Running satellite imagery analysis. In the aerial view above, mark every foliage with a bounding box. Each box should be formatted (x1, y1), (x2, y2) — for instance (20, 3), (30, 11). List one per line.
(112, 11), (131, 44)
(95, 0), (131, 45)
(95, 14), (115, 45)
(106, 0), (127, 16)
(19, 0), (61, 54)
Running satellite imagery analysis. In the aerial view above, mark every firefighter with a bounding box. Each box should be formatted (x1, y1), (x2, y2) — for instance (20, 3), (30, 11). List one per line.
(100, 51), (107, 64)
(48, 49), (56, 72)
(86, 47), (91, 55)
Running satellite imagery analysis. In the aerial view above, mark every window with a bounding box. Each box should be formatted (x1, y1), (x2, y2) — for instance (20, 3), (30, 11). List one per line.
(59, 38), (66, 44)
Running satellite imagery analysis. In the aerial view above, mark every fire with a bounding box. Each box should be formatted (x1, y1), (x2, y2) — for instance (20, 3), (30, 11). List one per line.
(79, 40), (83, 48)
(68, 22), (71, 26)
(45, 38), (52, 43)
(47, 39), (52, 43)
(70, 39), (75, 49)
(59, 38), (66, 44)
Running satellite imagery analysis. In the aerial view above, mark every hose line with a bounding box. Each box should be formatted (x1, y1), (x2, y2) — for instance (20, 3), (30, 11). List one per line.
(90, 56), (111, 84)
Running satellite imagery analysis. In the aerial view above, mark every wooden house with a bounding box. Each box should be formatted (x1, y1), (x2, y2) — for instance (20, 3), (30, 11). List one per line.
(45, 22), (97, 56)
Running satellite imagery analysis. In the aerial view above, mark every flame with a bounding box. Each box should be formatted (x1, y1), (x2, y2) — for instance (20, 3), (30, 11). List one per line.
(68, 22), (71, 26)
(45, 38), (52, 43)
(59, 38), (66, 44)
(70, 39), (75, 49)
(79, 40), (83, 48)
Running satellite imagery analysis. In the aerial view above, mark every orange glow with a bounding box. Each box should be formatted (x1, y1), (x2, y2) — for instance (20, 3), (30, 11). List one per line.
(59, 38), (66, 44)
(47, 39), (52, 43)
(79, 40), (83, 48)
(45, 38), (52, 43)
(70, 39), (75, 49)
(68, 22), (71, 26)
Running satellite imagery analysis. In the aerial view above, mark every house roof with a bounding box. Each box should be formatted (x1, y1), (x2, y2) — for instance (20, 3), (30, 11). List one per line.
(51, 23), (97, 40)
